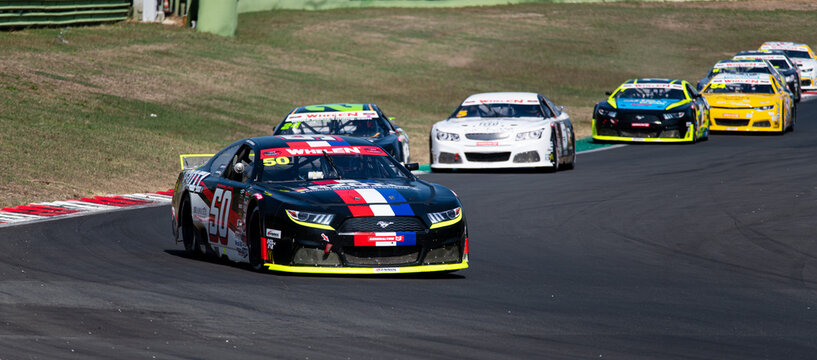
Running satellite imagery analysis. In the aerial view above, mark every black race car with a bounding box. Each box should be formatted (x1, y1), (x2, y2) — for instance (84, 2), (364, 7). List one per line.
(170, 135), (468, 274)
(273, 103), (411, 163)
(592, 78), (710, 143)
(733, 50), (802, 103)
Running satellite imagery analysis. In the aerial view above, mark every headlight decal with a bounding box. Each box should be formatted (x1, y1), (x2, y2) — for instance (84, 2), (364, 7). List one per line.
(516, 128), (545, 141)
(663, 111), (686, 120)
(286, 209), (335, 230)
(428, 207), (463, 229)
(436, 131), (460, 141)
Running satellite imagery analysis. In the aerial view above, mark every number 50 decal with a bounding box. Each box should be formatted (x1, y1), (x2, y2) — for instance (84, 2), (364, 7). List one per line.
(209, 187), (232, 244)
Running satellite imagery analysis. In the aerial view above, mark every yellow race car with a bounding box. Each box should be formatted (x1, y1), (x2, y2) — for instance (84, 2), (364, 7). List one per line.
(703, 73), (795, 133)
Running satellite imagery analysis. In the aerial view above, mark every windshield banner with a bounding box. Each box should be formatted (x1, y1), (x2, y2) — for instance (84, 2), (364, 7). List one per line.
(285, 111), (379, 122)
(261, 146), (387, 158)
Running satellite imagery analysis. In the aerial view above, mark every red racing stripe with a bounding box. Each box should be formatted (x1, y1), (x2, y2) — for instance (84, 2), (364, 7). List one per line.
(334, 189), (366, 204)
(348, 205), (374, 217)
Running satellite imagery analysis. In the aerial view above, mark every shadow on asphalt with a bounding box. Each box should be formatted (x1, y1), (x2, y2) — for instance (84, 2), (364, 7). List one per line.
(164, 249), (466, 280)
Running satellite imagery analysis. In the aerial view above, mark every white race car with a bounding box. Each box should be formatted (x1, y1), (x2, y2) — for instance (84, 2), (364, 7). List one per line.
(430, 92), (575, 171)
(759, 42), (817, 91)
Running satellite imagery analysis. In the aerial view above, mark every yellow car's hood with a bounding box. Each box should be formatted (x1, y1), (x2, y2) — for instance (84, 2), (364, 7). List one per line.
(703, 93), (777, 108)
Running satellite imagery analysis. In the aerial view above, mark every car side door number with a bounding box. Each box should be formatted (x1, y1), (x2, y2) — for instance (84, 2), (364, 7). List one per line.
(209, 187), (232, 245)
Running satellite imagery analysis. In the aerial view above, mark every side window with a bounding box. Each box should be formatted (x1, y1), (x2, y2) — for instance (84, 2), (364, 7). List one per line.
(685, 84), (698, 98)
(224, 145), (256, 183)
(210, 143), (240, 177)
(541, 96), (557, 117)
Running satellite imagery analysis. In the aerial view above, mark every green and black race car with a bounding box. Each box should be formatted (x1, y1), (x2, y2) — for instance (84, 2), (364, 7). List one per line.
(592, 79), (710, 143)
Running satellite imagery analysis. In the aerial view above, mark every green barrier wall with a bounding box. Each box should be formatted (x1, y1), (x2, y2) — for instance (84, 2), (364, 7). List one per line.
(197, 0), (237, 36)
(0, 0), (130, 27)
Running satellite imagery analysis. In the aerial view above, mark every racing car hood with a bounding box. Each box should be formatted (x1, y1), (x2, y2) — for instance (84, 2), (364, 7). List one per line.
(257, 179), (438, 207)
(434, 117), (550, 133)
(613, 98), (687, 111)
(702, 93), (777, 108)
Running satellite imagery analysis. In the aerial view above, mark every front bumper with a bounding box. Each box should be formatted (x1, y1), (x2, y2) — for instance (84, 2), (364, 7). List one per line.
(264, 259), (468, 274)
(431, 139), (553, 169)
(709, 107), (783, 132)
(592, 118), (697, 143)
(263, 214), (468, 274)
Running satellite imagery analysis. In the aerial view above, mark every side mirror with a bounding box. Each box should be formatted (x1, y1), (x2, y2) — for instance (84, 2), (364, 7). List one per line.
(233, 162), (246, 175)
(605, 91), (612, 96)
(558, 105), (565, 111)
(405, 163), (420, 171)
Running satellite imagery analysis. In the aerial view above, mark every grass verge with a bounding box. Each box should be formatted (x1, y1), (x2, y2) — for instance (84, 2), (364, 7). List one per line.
(1, 2), (816, 207)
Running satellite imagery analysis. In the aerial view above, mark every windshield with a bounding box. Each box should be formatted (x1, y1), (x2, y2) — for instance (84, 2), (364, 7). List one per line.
(704, 83), (774, 94)
(783, 50), (810, 59)
(614, 87), (686, 100)
(276, 118), (387, 138)
(451, 104), (546, 118)
(260, 146), (410, 182)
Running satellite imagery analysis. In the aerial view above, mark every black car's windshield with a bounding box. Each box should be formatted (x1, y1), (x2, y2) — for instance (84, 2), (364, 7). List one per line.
(704, 83), (775, 94)
(452, 104), (546, 118)
(708, 65), (771, 78)
(614, 87), (686, 100)
(260, 146), (410, 182)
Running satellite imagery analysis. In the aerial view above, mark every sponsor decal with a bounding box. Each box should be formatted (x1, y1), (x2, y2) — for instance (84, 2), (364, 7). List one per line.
(266, 228), (282, 239)
(292, 180), (413, 193)
(183, 170), (209, 193)
(631, 123), (650, 127)
(476, 141), (499, 146)
(373, 267), (400, 273)
(253, 193), (263, 200)
(261, 146), (386, 158)
(462, 98), (537, 105)
(621, 83), (684, 90)
(321, 233), (329, 242)
(714, 61), (767, 69)
(722, 113), (739, 118)
(350, 232), (417, 247)
(285, 111), (379, 122)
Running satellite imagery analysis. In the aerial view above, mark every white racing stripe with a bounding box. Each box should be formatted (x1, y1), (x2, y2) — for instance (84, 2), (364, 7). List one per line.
(355, 189), (388, 204)
(369, 204), (395, 216)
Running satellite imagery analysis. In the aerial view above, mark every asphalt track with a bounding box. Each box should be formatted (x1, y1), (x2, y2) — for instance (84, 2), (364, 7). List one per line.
(1, 103), (816, 360)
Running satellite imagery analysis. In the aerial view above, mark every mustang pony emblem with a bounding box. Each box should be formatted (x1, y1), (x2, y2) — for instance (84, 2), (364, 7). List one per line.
(376, 221), (394, 229)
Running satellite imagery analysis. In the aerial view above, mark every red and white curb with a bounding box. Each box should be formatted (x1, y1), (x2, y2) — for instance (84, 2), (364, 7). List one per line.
(803, 91), (817, 102)
(0, 190), (174, 228)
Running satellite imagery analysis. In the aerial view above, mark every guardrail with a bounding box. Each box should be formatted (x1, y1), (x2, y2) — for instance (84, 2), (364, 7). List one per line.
(0, 0), (130, 28)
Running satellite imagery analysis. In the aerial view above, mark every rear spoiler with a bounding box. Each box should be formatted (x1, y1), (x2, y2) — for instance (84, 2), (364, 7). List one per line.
(179, 154), (215, 170)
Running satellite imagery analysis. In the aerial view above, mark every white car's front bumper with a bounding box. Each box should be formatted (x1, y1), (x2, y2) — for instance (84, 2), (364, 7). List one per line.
(430, 139), (554, 169)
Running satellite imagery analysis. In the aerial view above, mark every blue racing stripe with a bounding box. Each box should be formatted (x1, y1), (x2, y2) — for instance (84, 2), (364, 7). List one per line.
(390, 203), (414, 216)
(376, 188), (407, 203)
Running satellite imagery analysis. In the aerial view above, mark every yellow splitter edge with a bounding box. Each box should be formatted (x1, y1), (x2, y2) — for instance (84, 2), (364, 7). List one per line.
(592, 119), (697, 143)
(265, 259), (469, 274)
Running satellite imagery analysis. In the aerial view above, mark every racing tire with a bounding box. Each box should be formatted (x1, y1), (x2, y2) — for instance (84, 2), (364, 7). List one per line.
(402, 142), (410, 164)
(247, 207), (265, 272)
(548, 136), (560, 173)
(181, 195), (207, 256)
(788, 104), (796, 132)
